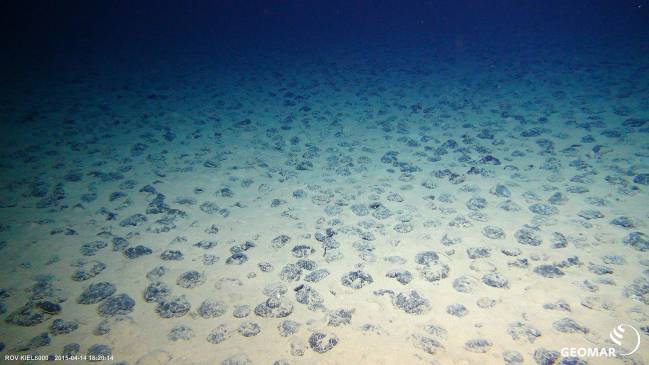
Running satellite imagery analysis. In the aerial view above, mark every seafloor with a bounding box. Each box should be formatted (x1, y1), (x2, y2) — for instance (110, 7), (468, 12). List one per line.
(0, 39), (648, 364)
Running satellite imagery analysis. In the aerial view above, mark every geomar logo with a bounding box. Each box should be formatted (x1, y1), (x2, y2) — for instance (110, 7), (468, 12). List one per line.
(560, 324), (641, 358)
(609, 324), (641, 356)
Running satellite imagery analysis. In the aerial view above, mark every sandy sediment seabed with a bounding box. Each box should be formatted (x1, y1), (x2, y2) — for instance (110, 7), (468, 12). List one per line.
(0, 42), (648, 365)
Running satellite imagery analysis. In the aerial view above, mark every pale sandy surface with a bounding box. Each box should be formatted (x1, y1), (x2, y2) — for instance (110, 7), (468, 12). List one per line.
(0, 42), (648, 365)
